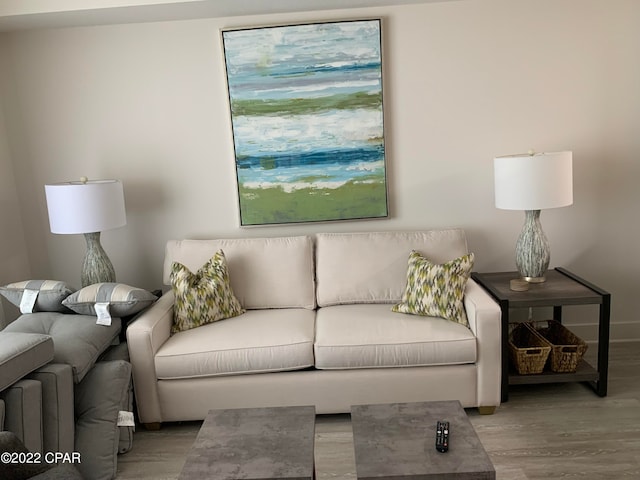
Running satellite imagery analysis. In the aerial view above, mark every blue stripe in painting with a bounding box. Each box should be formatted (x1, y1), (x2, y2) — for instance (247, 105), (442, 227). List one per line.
(237, 145), (384, 170)
(269, 61), (381, 78)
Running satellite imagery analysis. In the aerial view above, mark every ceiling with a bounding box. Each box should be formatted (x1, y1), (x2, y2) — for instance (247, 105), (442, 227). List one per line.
(0, 0), (465, 32)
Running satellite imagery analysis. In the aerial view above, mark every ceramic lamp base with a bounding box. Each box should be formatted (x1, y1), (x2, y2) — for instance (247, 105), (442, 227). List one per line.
(81, 232), (116, 287)
(515, 210), (550, 283)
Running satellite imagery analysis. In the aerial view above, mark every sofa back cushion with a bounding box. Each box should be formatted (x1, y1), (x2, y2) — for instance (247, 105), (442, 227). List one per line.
(164, 236), (316, 309)
(315, 230), (468, 307)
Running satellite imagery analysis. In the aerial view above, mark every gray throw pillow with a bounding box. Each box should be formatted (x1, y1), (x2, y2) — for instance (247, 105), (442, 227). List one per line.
(62, 283), (156, 317)
(100, 342), (134, 454)
(0, 280), (75, 313)
(74, 360), (132, 480)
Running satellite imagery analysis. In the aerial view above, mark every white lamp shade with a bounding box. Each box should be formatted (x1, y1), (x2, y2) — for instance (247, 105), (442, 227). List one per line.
(494, 151), (573, 210)
(45, 180), (126, 234)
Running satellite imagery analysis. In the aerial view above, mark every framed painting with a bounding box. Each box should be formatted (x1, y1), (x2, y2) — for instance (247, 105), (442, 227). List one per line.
(222, 19), (388, 226)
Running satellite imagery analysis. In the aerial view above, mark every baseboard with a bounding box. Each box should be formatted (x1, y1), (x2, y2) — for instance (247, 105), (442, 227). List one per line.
(565, 322), (640, 344)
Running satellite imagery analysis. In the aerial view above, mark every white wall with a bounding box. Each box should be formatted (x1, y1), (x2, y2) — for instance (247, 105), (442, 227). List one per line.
(0, 35), (32, 326)
(1, 0), (638, 339)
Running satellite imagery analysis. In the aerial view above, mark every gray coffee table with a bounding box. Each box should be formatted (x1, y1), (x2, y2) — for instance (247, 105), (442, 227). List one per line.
(351, 401), (495, 479)
(178, 405), (316, 480)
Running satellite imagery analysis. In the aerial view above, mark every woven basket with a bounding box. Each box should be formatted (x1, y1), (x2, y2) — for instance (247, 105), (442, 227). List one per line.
(508, 323), (551, 375)
(529, 320), (588, 373)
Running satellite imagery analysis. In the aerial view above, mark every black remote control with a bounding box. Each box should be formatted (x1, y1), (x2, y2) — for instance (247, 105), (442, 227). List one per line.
(436, 421), (449, 453)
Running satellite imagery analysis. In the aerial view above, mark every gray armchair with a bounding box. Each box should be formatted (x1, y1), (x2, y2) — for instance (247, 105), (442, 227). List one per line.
(0, 332), (55, 453)
(1, 313), (134, 480)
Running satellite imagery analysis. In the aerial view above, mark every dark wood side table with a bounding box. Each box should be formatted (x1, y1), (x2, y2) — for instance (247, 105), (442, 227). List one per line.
(471, 267), (611, 403)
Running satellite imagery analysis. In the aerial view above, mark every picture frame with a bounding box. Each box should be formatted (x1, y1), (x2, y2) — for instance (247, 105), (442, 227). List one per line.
(221, 19), (388, 226)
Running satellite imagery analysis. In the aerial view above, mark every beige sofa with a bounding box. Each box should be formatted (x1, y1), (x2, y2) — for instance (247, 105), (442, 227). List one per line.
(127, 229), (502, 427)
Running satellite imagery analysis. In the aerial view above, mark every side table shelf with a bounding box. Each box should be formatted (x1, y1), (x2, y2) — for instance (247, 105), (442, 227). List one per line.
(472, 267), (611, 402)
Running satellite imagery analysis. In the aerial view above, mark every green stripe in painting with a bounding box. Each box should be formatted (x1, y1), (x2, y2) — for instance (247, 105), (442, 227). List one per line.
(238, 178), (387, 225)
(231, 91), (382, 116)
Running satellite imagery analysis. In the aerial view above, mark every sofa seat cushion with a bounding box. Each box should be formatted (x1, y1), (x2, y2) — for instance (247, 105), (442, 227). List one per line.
(155, 309), (315, 379)
(0, 332), (54, 391)
(4, 313), (121, 384)
(314, 304), (476, 370)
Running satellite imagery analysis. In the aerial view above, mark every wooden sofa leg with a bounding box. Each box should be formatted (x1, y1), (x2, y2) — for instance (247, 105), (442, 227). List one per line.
(477, 406), (497, 415)
(143, 422), (162, 430)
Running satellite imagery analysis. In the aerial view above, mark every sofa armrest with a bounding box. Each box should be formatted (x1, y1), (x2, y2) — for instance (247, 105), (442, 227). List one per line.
(126, 291), (174, 424)
(464, 278), (502, 409)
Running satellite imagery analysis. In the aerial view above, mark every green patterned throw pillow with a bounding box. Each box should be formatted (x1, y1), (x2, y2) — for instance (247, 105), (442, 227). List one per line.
(392, 251), (474, 327)
(170, 250), (245, 333)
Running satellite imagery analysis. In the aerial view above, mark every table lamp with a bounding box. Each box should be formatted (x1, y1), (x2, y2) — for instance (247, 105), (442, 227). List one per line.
(494, 151), (573, 283)
(45, 178), (126, 287)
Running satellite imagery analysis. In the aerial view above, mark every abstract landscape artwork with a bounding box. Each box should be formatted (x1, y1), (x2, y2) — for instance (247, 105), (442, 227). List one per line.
(222, 19), (388, 225)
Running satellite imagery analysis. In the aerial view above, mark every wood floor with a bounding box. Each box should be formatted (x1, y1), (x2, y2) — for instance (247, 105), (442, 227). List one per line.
(116, 342), (640, 479)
